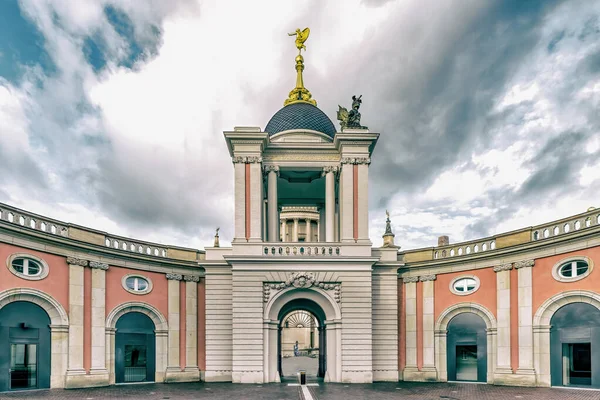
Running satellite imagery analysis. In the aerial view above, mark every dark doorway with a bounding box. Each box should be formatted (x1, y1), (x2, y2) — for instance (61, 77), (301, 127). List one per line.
(447, 313), (487, 382)
(0, 302), (51, 392)
(277, 299), (326, 381)
(115, 312), (156, 383)
(550, 302), (600, 388)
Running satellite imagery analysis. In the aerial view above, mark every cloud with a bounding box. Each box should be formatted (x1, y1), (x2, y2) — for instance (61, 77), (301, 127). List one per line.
(0, 0), (599, 251)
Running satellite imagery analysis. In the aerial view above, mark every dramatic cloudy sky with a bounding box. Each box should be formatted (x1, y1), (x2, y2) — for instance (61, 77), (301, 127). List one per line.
(1, 0), (599, 250)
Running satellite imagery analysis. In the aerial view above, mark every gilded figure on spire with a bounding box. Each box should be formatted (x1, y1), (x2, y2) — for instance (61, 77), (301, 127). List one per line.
(284, 27), (317, 106)
(288, 28), (310, 54)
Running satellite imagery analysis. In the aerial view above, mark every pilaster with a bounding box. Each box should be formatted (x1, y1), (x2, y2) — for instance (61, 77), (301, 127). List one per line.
(89, 262), (109, 383)
(185, 276), (201, 379)
(249, 159), (263, 242)
(339, 160), (354, 242)
(493, 263), (513, 378)
(420, 275), (436, 375)
(403, 277), (418, 379)
(233, 160), (246, 241)
(165, 274), (181, 380)
(65, 257), (86, 387)
(514, 260), (536, 384)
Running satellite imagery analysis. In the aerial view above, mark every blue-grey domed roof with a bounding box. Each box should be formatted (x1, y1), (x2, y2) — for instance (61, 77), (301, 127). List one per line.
(265, 102), (336, 138)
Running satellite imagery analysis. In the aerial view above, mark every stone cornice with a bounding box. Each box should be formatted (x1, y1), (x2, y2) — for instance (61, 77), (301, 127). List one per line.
(340, 157), (370, 165)
(493, 263), (513, 272)
(514, 259), (535, 269)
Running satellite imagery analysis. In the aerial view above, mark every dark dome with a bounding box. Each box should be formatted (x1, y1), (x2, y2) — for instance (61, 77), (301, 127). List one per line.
(265, 102), (336, 138)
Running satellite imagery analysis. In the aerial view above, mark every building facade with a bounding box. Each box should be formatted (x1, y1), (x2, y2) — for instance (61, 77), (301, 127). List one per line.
(1, 37), (600, 392)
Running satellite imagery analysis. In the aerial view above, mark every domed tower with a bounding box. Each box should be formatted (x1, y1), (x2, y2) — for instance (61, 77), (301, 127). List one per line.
(223, 29), (379, 252)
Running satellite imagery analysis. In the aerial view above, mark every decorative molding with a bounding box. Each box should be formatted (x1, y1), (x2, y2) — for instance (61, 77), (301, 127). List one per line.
(340, 157), (370, 165)
(419, 274), (437, 282)
(165, 273), (183, 281)
(89, 261), (109, 270)
(493, 263), (513, 272)
(66, 256), (88, 267)
(183, 275), (200, 282)
(514, 259), (535, 269)
(263, 153), (340, 162)
(403, 276), (419, 283)
(263, 272), (341, 303)
(232, 156), (263, 164)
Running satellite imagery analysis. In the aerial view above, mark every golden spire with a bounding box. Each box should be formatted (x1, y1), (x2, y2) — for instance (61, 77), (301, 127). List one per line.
(284, 28), (317, 106)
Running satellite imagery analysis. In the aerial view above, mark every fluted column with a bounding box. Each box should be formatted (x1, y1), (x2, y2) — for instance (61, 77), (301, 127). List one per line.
(323, 166), (337, 242)
(292, 218), (299, 242)
(266, 165), (279, 241)
(494, 263), (512, 375)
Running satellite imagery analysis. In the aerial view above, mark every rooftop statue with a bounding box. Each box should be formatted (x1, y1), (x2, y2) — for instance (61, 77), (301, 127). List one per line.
(288, 28), (310, 54)
(337, 95), (368, 130)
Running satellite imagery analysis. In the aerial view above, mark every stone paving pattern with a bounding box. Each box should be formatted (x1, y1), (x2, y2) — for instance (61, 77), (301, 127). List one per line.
(1, 381), (600, 400)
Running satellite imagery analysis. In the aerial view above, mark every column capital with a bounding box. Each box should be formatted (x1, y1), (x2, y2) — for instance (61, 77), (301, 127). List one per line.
(66, 256), (88, 267)
(321, 165), (339, 176)
(183, 275), (200, 282)
(340, 157), (370, 165)
(89, 261), (109, 270)
(165, 273), (183, 281)
(493, 263), (513, 272)
(419, 274), (437, 282)
(403, 276), (419, 283)
(264, 165), (280, 176)
(232, 155), (263, 164)
(514, 259), (535, 269)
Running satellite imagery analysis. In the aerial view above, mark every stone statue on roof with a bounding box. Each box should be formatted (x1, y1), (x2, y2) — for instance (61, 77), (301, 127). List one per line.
(337, 95), (368, 130)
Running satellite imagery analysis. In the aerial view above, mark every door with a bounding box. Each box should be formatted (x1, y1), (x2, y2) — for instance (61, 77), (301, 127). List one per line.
(115, 333), (155, 383)
(563, 343), (592, 386)
(9, 344), (37, 390)
(455, 345), (477, 381)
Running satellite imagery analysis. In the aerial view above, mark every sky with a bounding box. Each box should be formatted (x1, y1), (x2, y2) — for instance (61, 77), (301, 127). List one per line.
(1, 0), (599, 251)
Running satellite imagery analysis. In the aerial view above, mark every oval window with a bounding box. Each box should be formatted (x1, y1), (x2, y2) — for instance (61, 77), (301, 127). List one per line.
(122, 275), (152, 295)
(7, 254), (49, 280)
(450, 276), (480, 295)
(552, 257), (593, 283)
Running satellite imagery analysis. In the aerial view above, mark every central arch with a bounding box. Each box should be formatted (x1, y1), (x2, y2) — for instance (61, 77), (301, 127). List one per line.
(264, 287), (341, 383)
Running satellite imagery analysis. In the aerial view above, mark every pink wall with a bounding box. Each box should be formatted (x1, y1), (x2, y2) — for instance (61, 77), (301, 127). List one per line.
(105, 266), (168, 321)
(0, 243), (69, 313)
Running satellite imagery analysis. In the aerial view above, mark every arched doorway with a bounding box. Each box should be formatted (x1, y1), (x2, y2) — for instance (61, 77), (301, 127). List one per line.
(446, 313), (487, 382)
(264, 287), (341, 383)
(115, 312), (156, 383)
(278, 305), (323, 380)
(550, 302), (600, 388)
(0, 301), (51, 391)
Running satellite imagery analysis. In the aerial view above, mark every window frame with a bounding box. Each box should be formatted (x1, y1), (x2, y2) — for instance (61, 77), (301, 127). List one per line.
(552, 256), (593, 283)
(6, 253), (49, 281)
(449, 275), (480, 296)
(121, 274), (153, 295)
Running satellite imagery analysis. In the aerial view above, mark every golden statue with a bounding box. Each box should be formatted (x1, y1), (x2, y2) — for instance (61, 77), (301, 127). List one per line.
(288, 28), (310, 54)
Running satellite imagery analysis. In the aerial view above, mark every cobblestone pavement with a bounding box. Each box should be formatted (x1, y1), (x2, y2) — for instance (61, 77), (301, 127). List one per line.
(1, 381), (600, 400)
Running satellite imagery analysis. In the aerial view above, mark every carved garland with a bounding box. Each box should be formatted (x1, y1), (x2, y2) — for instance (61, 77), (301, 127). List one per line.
(263, 272), (341, 303)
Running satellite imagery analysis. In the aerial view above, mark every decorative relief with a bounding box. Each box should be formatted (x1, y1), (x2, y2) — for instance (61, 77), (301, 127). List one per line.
(184, 275), (200, 282)
(232, 156), (263, 164)
(340, 157), (371, 165)
(263, 153), (341, 162)
(403, 276), (419, 283)
(493, 263), (513, 272)
(89, 261), (109, 270)
(66, 257), (88, 267)
(419, 274), (437, 282)
(263, 272), (341, 303)
(513, 259), (535, 269)
(165, 273), (183, 281)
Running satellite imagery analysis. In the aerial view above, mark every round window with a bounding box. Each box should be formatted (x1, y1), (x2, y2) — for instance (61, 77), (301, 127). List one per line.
(7, 254), (49, 280)
(450, 276), (480, 296)
(122, 275), (153, 295)
(552, 256), (593, 283)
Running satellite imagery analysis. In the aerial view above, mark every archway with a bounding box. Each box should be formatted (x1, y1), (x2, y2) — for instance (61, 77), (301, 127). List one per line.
(0, 289), (69, 391)
(106, 302), (168, 384)
(435, 303), (496, 383)
(115, 312), (156, 383)
(264, 287), (341, 383)
(550, 303), (600, 388)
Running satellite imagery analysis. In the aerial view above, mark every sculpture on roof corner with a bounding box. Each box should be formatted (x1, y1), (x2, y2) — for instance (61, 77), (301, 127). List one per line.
(284, 28), (317, 106)
(337, 95), (368, 131)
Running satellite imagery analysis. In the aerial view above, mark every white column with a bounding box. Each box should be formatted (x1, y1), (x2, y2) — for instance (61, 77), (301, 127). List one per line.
(494, 263), (513, 375)
(292, 218), (299, 242)
(166, 274), (181, 376)
(403, 277), (418, 377)
(266, 166), (279, 241)
(66, 257), (86, 380)
(515, 260), (536, 376)
(89, 262), (109, 378)
(305, 219), (311, 242)
(421, 275), (436, 375)
(316, 220), (320, 242)
(280, 219), (286, 241)
(324, 166), (336, 242)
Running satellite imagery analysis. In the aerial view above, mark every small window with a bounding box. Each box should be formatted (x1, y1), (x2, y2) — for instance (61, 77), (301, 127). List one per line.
(7, 254), (49, 281)
(552, 256), (593, 283)
(450, 276), (480, 296)
(122, 275), (153, 295)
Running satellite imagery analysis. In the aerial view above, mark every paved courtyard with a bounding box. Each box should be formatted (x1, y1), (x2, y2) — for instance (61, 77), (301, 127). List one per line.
(1, 381), (599, 400)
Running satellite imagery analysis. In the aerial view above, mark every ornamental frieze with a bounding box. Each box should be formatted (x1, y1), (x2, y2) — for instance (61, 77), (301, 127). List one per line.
(263, 272), (341, 303)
